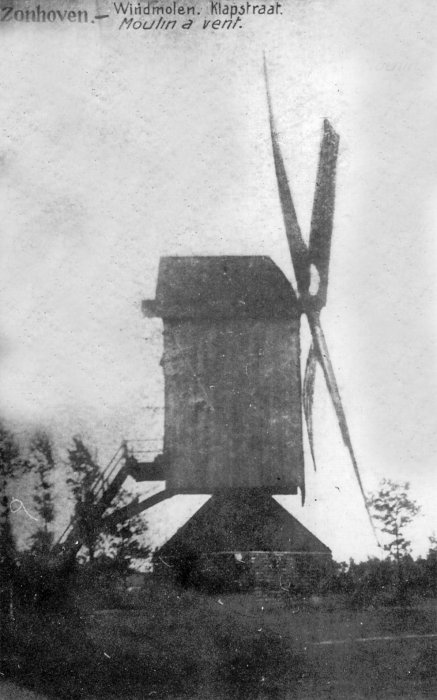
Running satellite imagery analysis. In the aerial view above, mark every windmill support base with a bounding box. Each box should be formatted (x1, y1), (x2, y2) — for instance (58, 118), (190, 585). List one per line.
(154, 490), (331, 591)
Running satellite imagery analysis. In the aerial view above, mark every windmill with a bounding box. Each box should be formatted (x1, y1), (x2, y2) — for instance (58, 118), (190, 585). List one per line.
(55, 66), (375, 579)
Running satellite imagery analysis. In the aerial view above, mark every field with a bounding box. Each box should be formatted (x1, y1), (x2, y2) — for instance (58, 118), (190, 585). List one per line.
(3, 582), (437, 699)
(82, 591), (437, 699)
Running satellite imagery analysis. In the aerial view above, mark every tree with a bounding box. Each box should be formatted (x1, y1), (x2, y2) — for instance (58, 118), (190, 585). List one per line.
(0, 421), (22, 618)
(67, 436), (102, 563)
(99, 493), (150, 576)
(27, 430), (56, 555)
(425, 533), (437, 597)
(67, 437), (149, 571)
(368, 479), (420, 570)
(428, 532), (437, 557)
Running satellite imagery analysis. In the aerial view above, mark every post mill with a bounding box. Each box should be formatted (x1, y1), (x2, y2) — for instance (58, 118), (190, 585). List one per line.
(56, 67), (374, 587)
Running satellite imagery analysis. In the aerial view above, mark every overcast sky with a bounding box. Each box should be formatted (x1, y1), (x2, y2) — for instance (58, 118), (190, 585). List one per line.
(1, 0), (437, 561)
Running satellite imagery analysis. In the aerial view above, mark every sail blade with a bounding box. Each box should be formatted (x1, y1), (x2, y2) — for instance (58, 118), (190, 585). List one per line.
(303, 342), (318, 470)
(264, 58), (309, 295)
(309, 119), (339, 308)
(305, 309), (379, 541)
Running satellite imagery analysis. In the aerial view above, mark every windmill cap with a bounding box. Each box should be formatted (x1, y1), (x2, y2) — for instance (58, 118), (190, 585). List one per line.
(143, 256), (300, 320)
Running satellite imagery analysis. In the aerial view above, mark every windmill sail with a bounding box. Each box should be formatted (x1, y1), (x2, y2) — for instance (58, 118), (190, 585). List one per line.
(303, 341), (317, 470)
(308, 119), (339, 308)
(308, 311), (379, 542)
(264, 58), (310, 295)
(264, 62), (378, 542)
(306, 312), (374, 525)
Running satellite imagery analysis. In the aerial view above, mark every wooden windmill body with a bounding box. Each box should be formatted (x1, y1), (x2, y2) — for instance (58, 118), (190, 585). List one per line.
(143, 255), (304, 496)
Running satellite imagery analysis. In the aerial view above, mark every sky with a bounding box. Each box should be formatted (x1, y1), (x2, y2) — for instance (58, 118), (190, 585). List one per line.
(1, 0), (437, 561)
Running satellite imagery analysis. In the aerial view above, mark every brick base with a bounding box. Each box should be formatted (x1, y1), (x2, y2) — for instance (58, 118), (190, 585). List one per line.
(154, 550), (331, 592)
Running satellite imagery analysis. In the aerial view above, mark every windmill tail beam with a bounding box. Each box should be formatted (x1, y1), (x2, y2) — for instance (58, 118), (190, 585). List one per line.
(54, 490), (174, 558)
(102, 489), (174, 531)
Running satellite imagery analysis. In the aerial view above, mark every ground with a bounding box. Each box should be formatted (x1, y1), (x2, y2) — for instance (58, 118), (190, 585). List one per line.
(0, 681), (48, 700)
(3, 587), (437, 699)
(83, 591), (437, 699)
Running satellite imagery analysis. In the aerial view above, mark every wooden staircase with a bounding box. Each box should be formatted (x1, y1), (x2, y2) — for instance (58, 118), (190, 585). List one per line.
(54, 440), (168, 556)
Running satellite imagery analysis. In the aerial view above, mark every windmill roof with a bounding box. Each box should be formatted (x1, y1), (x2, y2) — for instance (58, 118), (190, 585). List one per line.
(143, 256), (300, 319)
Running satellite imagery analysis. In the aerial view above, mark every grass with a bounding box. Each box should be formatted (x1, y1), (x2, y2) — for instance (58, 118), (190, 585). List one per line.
(3, 581), (437, 699)
(81, 586), (437, 698)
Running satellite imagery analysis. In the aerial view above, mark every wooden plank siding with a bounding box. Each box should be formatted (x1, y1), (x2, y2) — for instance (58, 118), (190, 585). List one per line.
(162, 318), (303, 493)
